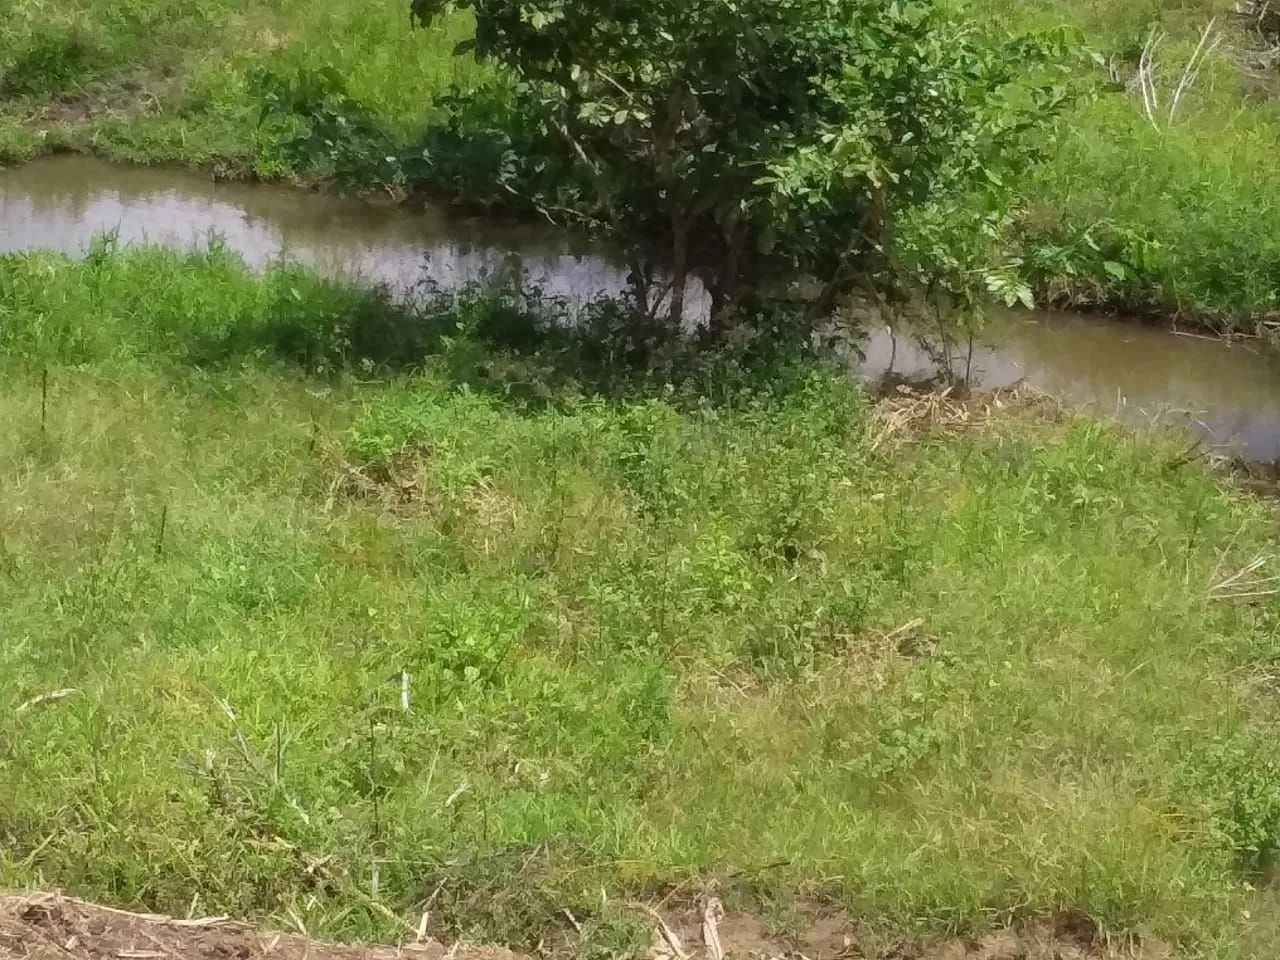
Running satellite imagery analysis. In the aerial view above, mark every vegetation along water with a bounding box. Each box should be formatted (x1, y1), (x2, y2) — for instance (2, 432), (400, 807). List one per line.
(4, 1), (1280, 960)
(2, 0), (1279, 327)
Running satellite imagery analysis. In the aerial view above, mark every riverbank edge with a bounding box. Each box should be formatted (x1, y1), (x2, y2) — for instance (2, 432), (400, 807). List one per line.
(1, 144), (1276, 340)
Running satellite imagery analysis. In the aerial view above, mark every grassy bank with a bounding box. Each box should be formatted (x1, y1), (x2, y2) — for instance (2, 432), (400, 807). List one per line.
(0, 0), (486, 180)
(2, 247), (1280, 957)
(975, 0), (1280, 328)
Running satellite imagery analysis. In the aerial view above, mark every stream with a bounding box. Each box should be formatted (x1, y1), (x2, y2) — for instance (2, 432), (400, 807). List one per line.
(4, 155), (1280, 458)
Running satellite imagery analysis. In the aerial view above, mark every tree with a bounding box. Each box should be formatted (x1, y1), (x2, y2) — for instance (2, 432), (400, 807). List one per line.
(412, 0), (1074, 330)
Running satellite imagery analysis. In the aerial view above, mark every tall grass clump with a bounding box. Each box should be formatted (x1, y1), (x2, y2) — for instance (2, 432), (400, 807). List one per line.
(0, 242), (408, 368)
(2, 247), (1280, 956)
(968, 0), (1280, 328)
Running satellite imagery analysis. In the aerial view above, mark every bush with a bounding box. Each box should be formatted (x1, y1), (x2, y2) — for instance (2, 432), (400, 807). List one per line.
(0, 29), (97, 97)
(412, 0), (1076, 328)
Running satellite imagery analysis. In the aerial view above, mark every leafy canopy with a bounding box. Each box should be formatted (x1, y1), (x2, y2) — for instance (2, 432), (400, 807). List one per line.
(412, 0), (1075, 327)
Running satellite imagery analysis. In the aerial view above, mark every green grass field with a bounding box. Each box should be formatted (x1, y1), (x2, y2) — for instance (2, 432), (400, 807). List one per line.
(3, 247), (1280, 957)
(5, 0), (1280, 953)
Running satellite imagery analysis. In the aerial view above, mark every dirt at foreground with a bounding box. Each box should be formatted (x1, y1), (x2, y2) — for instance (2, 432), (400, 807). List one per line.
(0, 893), (1169, 960)
(0, 895), (518, 960)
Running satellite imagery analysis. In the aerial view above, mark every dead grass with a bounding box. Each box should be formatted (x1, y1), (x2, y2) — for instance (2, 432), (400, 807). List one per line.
(335, 449), (431, 509)
(869, 383), (1063, 451)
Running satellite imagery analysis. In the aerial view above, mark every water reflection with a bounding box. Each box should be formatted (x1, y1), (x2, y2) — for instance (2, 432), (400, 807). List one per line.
(862, 317), (1280, 457)
(0, 154), (633, 304)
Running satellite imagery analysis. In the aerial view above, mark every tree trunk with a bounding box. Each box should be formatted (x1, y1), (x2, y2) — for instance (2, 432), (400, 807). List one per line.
(628, 256), (652, 317)
(708, 218), (747, 333)
(668, 207), (689, 330)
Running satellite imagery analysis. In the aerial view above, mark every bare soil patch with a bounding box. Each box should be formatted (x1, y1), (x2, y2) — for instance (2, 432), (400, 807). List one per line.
(654, 901), (1167, 960)
(0, 895), (1168, 960)
(0, 894), (519, 960)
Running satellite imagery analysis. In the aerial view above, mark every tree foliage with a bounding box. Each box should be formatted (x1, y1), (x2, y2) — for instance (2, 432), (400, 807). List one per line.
(412, 0), (1076, 328)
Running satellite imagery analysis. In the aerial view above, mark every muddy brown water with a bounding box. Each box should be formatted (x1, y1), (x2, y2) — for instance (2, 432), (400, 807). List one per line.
(5, 154), (1280, 458)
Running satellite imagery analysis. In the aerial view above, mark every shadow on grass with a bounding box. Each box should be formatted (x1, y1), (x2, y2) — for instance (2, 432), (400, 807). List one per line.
(188, 267), (831, 407)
